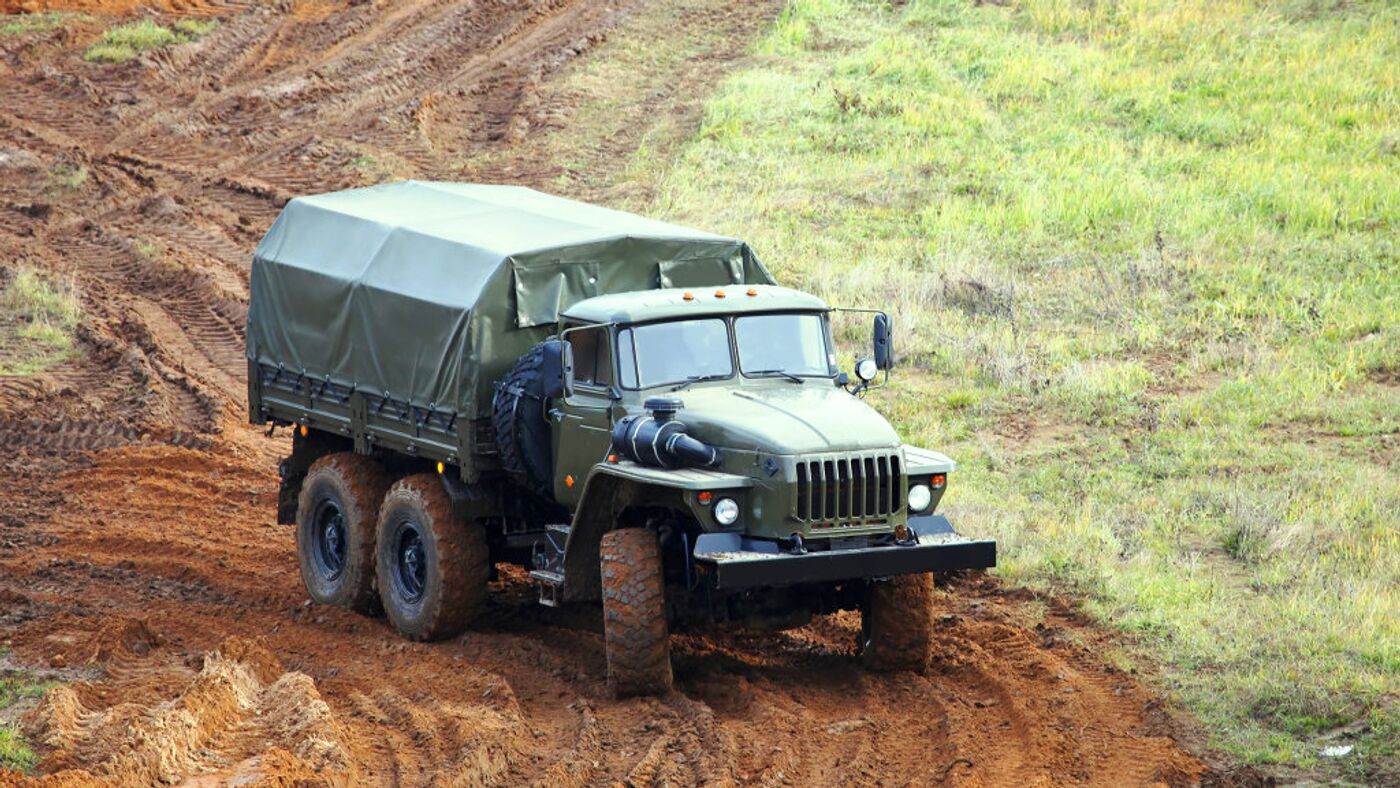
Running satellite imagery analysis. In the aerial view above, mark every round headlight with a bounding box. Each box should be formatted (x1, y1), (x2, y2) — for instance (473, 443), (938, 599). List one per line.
(713, 497), (740, 526)
(907, 484), (932, 513)
(855, 358), (878, 382)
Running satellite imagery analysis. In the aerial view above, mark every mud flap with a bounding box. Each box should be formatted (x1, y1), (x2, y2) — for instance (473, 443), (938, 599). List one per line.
(692, 516), (995, 591)
(276, 429), (352, 524)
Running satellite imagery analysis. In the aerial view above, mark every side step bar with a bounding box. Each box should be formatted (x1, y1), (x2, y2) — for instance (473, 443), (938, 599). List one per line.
(531, 523), (570, 607)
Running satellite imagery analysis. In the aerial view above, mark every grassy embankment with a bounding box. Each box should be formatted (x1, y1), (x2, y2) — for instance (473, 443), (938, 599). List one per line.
(632, 0), (1397, 779)
(0, 268), (80, 377)
(83, 17), (218, 63)
(0, 669), (52, 773)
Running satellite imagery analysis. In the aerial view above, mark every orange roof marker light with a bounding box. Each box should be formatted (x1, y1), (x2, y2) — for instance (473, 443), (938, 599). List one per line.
(746, 287), (758, 297)
(714, 289), (726, 299)
(682, 291), (695, 301)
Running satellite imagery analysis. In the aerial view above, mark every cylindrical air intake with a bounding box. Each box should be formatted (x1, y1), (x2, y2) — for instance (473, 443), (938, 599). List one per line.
(611, 396), (720, 469)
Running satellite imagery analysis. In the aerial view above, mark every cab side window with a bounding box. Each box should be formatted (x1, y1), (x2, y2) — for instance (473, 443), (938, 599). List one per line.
(569, 325), (612, 388)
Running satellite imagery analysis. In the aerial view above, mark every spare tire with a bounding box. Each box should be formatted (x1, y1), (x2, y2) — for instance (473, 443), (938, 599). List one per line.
(492, 341), (555, 495)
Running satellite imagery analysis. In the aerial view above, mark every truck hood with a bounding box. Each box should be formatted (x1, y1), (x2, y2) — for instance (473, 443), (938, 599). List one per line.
(669, 385), (900, 455)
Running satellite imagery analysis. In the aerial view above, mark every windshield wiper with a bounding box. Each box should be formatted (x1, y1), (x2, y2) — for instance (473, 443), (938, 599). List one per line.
(747, 368), (804, 384)
(672, 373), (729, 391)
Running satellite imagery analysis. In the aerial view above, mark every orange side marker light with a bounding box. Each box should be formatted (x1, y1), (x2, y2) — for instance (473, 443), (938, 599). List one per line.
(565, 474), (575, 488)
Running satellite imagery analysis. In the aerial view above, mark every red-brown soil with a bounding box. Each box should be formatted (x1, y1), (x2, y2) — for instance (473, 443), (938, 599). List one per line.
(1, 2), (1222, 785)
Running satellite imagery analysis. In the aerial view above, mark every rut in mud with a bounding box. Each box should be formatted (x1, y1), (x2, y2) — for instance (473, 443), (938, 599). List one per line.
(2, 2), (1212, 785)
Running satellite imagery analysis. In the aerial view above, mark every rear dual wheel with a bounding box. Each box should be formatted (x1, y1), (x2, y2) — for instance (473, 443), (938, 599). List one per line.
(296, 460), (489, 641)
(375, 474), (489, 641)
(295, 453), (388, 614)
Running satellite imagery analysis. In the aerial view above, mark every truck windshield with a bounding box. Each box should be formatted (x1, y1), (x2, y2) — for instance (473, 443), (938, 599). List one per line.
(617, 318), (733, 388)
(735, 313), (832, 377)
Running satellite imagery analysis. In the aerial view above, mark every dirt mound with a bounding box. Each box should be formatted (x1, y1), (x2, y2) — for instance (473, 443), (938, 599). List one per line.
(20, 637), (349, 785)
(0, 2), (220, 13)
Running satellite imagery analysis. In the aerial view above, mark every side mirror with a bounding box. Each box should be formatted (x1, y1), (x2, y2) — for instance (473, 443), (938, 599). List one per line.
(541, 339), (574, 400)
(873, 313), (894, 370)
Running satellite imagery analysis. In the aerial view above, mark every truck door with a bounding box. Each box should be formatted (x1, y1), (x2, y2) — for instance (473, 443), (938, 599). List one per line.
(553, 324), (619, 507)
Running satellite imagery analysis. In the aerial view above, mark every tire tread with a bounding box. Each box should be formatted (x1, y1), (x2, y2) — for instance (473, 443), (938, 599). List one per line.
(295, 451), (388, 614)
(862, 572), (935, 672)
(376, 473), (489, 641)
(601, 528), (672, 697)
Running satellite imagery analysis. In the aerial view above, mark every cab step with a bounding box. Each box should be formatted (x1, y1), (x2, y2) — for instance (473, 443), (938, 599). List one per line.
(530, 523), (571, 607)
(529, 569), (564, 607)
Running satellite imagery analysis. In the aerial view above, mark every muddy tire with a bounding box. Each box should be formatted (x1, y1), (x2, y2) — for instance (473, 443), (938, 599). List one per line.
(375, 473), (488, 641)
(295, 452), (388, 614)
(860, 572), (934, 672)
(600, 528), (673, 697)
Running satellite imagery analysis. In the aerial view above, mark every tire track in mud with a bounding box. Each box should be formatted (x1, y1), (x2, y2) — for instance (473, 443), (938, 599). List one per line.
(1, 442), (1208, 785)
(1, 2), (1215, 785)
(0, 0), (641, 455)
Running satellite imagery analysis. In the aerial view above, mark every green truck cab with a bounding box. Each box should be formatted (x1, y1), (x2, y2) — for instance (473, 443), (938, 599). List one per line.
(247, 182), (995, 696)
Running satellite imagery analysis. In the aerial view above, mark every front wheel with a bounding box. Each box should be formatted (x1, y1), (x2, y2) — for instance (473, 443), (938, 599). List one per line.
(375, 474), (489, 641)
(860, 572), (934, 672)
(600, 528), (673, 697)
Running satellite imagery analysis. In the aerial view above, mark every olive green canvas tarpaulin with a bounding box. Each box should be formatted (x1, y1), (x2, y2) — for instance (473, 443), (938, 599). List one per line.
(247, 181), (774, 419)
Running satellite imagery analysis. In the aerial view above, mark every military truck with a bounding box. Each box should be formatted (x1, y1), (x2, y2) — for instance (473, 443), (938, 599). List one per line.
(247, 181), (995, 696)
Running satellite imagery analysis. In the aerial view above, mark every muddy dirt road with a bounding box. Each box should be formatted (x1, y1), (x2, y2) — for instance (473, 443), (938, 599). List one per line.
(1, 3), (1212, 784)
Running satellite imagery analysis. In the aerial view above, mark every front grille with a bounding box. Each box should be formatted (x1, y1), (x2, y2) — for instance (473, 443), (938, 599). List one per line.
(794, 451), (903, 523)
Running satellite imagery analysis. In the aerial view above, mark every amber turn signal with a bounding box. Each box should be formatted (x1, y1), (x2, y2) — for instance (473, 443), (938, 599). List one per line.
(931, 473), (946, 487)
(299, 424), (308, 437)
(698, 491), (714, 504)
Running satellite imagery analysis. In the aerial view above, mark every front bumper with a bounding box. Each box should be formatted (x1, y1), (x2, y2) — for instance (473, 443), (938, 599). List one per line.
(692, 515), (995, 591)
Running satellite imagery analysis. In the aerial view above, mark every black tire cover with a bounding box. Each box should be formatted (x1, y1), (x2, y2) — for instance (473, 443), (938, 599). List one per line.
(492, 342), (554, 494)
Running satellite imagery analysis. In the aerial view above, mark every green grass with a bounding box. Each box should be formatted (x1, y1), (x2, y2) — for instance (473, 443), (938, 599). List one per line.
(0, 673), (50, 774)
(633, 0), (1398, 780)
(0, 12), (81, 37)
(0, 727), (36, 774)
(1, 267), (81, 376)
(43, 163), (87, 196)
(83, 17), (219, 64)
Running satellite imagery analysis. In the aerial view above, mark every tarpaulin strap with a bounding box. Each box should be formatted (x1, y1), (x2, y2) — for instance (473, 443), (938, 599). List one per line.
(494, 382), (541, 402)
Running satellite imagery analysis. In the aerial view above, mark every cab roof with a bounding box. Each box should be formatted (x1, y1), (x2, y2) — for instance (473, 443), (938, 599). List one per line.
(563, 285), (827, 324)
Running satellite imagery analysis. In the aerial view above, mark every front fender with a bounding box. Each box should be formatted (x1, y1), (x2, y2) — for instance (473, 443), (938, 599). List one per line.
(558, 460), (754, 602)
(585, 460), (755, 491)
